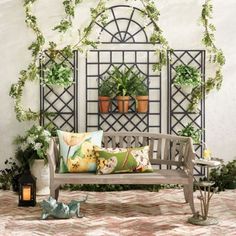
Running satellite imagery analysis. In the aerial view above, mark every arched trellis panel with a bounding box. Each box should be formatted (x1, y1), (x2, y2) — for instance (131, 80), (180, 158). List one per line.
(86, 5), (161, 135)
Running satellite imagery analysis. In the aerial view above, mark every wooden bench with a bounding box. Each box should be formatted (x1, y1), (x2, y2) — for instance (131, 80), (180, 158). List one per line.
(47, 132), (195, 213)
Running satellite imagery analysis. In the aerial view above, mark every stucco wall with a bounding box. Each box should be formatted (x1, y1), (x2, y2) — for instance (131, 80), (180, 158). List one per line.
(0, 0), (236, 169)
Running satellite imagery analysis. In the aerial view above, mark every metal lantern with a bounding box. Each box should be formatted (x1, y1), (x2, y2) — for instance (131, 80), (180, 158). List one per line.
(18, 170), (36, 207)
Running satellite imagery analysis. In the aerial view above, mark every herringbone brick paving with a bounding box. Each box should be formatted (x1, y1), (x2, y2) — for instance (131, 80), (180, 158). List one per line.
(0, 189), (235, 236)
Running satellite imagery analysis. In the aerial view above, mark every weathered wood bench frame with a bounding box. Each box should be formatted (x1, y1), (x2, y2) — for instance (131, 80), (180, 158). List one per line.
(47, 132), (195, 213)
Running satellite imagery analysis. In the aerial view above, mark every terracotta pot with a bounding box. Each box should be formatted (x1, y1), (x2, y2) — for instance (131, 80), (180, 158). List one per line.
(99, 96), (111, 113)
(116, 96), (130, 113)
(136, 96), (149, 113)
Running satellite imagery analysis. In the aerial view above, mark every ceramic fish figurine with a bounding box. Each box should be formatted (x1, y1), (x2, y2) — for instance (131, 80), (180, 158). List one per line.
(40, 196), (87, 219)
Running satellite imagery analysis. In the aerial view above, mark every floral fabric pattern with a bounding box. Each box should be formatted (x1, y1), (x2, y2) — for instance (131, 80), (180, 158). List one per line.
(57, 130), (103, 173)
(96, 146), (153, 175)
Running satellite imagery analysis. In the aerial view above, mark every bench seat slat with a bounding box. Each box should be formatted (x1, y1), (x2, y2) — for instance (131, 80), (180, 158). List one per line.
(53, 170), (188, 185)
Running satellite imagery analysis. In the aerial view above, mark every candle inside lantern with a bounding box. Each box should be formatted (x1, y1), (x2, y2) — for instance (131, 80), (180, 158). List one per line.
(22, 186), (31, 201)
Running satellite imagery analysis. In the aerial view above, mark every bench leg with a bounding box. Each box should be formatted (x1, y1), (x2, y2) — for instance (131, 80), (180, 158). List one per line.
(50, 185), (60, 200)
(183, 185), (189, 203)
(184, 183), (195, 214)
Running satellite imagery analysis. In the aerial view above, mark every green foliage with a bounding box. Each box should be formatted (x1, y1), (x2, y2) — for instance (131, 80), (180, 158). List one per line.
(14, 125), (51, 164)
(111, 67), (139, 97)
(42, 64), (73, 88)
(178, 123), (203, 144)
(210, 160), (236, 191)
(173, 65), (201, 87)
(0, 158), (22, 190)
(9, 0), (45, 122)
(140, 0), (169, 72)
(53, 19), (72, 33)
(53, 0), (82, 33)
(189, 0), (226, 112)
(98, 77), (114, 97)
(62, 184), (161, 192)
(133, 75), (148, 96)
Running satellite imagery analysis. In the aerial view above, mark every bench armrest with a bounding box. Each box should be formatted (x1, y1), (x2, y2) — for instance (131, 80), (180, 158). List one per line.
(47, 138), (58, 177)
(183, 138), (195, 176)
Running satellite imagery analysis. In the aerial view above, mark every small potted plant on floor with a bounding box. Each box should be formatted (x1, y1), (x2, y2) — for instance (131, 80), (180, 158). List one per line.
(173, 64), (201, 94)
(112, 67), (137, 113)
(41, 63), (73, 93)
(98, 77), (114, 113)
(134, 75), (149, 113)
(178, 123), (203, 144)
(14, 125), (52, 195)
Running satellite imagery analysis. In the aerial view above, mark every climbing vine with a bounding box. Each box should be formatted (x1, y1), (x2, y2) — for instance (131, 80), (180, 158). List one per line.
(9, 0), (45, 121)
(140, 0), (169, 71)
(188, 0), (225, 111)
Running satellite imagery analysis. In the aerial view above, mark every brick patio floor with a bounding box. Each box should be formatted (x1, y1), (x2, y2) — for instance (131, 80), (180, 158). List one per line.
(0, 189), (236, 236)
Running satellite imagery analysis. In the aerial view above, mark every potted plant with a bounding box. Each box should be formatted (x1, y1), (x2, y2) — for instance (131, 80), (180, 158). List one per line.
(134, 75), (149, 113)
(178, 123), (203, 144)
(98, 77), (114, 113)
(173, 64), (201, 94)
(112, 67), (137, 113)
(41, 63), (73, 93)
(14, 125), (51, 195)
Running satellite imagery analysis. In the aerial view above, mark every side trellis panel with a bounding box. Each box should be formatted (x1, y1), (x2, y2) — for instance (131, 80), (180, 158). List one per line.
(167, 50), (206, 176)
(40, 50), (78, 132)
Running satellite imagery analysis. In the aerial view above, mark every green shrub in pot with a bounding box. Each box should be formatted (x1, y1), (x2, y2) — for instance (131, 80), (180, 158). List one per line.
(98, 77), (114, 113)
(41, 63), (73, 88)
(112, 67), (137, 113)
(173, 64), (201, 94)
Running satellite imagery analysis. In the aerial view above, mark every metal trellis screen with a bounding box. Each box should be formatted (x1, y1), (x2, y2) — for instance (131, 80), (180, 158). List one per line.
(167, 50), (206, 176)
(86, 49), (161, 133)
(85, 5), (162, 133)
(40, 50), (78, 132)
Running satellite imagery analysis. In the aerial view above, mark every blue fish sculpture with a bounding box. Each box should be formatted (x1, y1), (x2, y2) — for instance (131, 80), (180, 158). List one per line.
(40, 196), (87, 219)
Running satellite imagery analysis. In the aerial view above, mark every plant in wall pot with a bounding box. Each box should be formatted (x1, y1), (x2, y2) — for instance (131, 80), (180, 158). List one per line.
(112, 67), (137, 113)
(178, 123), (203, 144)
(14, 125), (51, 195)
(98, 77), (114, 113)
(173, 64), (201, 94)
(41, 63), (73, 93)
(134, 75), (149, 113)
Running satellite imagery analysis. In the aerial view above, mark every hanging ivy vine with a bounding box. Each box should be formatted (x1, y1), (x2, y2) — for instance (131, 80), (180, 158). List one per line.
(140, 0), (170, 71)
(9, 0), (45, 121)
(188, 0), (225, 111)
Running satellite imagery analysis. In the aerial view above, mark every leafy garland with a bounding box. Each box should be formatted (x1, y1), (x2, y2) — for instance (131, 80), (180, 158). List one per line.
(140, 0), (169, 71)
(188, 0), (225, 111)
(9, 0), (45, 121)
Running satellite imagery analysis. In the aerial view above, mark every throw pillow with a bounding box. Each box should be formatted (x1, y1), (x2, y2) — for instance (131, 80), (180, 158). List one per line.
(96, 146), (153, 174)
(57, 130), (103, 173)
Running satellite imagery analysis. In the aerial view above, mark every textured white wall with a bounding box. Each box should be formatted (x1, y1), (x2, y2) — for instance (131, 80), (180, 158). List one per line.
(0, 0), (236, 169)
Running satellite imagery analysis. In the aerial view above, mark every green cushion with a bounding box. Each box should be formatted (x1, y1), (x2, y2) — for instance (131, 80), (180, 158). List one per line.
(57, 130), (103, 173)
(96, 146), (153, 174)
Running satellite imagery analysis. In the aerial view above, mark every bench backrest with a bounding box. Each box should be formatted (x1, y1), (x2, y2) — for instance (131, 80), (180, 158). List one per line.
(103, 132), (194, 169)
(47, 132), (194, 174)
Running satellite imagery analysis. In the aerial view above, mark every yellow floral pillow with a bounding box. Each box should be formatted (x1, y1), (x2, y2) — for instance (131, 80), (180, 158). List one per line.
(57, 130), (103, 173)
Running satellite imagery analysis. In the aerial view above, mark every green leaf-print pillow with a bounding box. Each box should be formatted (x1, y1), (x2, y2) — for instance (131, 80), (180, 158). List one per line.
(96, 146), (153, 175)
(57, 130), (103, 173)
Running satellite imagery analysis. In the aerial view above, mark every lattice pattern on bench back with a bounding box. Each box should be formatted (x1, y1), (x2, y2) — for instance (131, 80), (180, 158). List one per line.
(103, 132), (192, 170)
